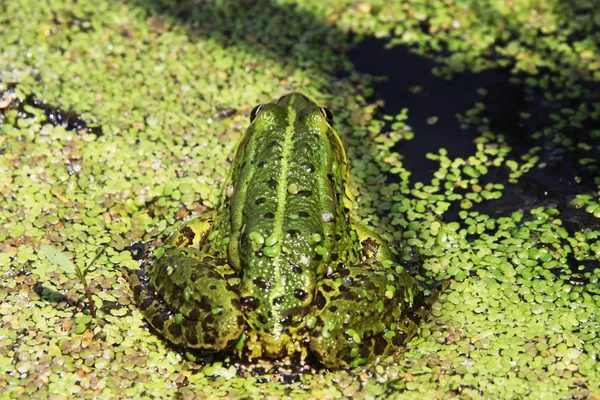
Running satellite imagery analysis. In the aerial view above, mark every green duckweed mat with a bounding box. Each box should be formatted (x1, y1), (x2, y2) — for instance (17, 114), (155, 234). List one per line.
(1, 0), (599, 398)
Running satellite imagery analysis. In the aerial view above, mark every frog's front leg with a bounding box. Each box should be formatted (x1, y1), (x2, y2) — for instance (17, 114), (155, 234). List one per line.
(164, 216), (213, 248)
(129, 247), (244, 351)
(352, 220), (395, 262)
(309, 263), (427, 368)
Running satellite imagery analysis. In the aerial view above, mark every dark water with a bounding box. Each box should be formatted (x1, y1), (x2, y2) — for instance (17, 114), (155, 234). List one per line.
(350, 37), (598, 220)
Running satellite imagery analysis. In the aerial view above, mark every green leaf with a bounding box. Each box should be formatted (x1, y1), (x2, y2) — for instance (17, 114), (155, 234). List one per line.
(41, 245), (76, 275)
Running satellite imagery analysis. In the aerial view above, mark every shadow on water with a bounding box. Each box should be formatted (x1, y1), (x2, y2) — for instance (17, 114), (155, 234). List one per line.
(122, 0), (351, 73)
(94, 1), (600, 218)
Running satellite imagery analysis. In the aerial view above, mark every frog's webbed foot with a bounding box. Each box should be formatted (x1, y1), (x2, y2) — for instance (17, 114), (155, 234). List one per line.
(128, 247), (244, 352)
(309, 263), (439, 369)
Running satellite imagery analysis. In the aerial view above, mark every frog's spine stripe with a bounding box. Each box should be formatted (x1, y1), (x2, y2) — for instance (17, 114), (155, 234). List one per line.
(266, 96), (297, 331)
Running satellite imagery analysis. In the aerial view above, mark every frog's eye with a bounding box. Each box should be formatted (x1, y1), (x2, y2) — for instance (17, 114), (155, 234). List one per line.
(320, 107), (334, 125)
(250, 104), (263, 123)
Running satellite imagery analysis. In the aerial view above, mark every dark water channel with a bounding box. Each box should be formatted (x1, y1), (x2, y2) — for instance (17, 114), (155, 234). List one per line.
(350, 37), (599, 221)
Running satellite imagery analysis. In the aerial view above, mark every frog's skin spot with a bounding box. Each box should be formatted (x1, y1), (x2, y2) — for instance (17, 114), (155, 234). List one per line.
(214, 258), (227, 266)
(152, 314), (168, 330)
(223, 272), (238, 281)
(189, 309), (201, 320)
(273, 296), (285, 305)
(197, 295), (213, 311)
(263, 212), (275, 219)
(341, 292), (355, 302)
(297, 190), (312, 197)
(321, 284), (334, 293)
(298, 211), (309, 217)
(258, 161), (267, 168)
(314, 292), (326, 310)
(253, 277), (267, 289)
(140, 296), (154, 311)
(361, 237), (380, 256)
(257, 313), (268, 325)
(310, 320), (324, 338)
(290, 263), (302, 274)
(267, 178), (278, 188)
(185, 330), (199, 346)
(241, 296), (259, 311)
(336, 264), (348, 274)
(169, 323), (183, 337)
(266, 140), (279, 150)
(329, 305), (338, 313)
(331, 253), (339, 261)
(293, 289), (307, 301)
(203, 333), (216, 346)
(287, 229), (300, 238)
(236, 315), (245, 327)
(174, 226), (196, 247)
(255, 197), (266, 205)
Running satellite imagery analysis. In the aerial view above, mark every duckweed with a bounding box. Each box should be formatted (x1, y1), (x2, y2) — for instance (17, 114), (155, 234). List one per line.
(1, 0), (599, 398)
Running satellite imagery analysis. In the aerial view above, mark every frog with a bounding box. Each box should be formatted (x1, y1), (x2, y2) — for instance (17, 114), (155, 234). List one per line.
(128, 93), (443, 368)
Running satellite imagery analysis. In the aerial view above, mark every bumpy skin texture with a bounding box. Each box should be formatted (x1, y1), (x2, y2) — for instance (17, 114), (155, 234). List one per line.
(128, 93), (441, 368)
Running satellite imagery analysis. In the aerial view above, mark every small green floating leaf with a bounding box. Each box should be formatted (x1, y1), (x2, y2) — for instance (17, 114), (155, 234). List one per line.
(74, 323), (88, 335)
(352, 357), (368, 367)
(263, 244), (281, 258)
(235, 333), (247, 351)
(173, 313), (183, 324)
(347, 329), (361, 344)
(41, 244), (75, 275)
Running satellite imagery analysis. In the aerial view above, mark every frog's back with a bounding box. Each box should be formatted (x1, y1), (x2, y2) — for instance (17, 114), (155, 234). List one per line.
(223, 94), (359, 355)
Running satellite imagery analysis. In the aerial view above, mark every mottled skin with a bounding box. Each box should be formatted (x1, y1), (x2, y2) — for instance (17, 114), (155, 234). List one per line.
(128, 93), (441, 368)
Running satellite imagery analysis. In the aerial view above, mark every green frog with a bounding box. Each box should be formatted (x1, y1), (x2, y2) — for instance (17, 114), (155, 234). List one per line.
(128, 93), (442, 368)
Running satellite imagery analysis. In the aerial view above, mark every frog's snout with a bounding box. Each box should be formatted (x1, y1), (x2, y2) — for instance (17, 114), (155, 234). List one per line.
(277, 92), (314, 110)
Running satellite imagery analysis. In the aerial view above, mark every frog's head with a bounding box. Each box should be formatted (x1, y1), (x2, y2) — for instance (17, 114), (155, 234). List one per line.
(247, 92), (347, 167)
